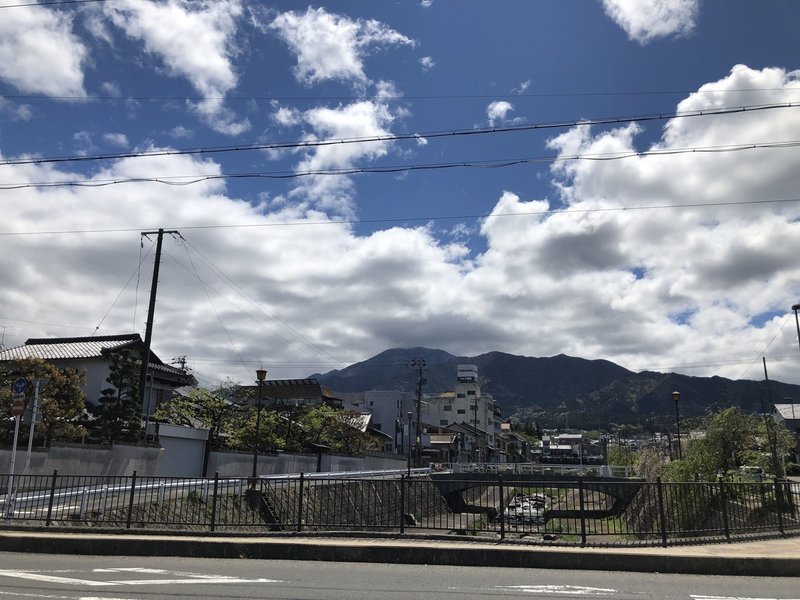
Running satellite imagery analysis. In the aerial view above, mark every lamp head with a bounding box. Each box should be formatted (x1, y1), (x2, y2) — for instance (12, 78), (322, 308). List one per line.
(256, 367), (267, 382)
(672, 390), (681, 404)
(792, 303), (800, 311)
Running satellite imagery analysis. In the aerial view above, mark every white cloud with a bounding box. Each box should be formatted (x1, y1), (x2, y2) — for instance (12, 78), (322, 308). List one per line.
(290, 100), (396, 215)
(168, 125), (194, 139)
(100, 82), (121, 97)
(0, 5), (87, 96)
(102, 0), (248, 135)
(0, 98), (33, 122)
(601, 0), (699, 44)
(102, 133), (130, 148)
(487, 100), (514, 126)
(3, 65), (800, 388)
(420, 56), (435, 72)
(421, 0), (433, 7)
(270, 7), (415, 87)
(272, 105), (302, 127)
(513, 80), (531, 94)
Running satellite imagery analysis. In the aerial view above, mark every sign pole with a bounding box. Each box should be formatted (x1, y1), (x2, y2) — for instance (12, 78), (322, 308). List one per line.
(5, 414), (21, 518)
(23, 380), (40, 474)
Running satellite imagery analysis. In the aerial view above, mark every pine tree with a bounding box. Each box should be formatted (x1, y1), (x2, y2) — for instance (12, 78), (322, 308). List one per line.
(90, 350), (142, 443)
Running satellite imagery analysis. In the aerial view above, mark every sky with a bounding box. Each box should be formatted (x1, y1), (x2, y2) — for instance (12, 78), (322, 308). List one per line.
(1, 0), (800, 391)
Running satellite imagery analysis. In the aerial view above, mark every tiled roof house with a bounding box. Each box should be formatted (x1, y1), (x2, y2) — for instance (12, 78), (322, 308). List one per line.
(0, 334), (195, 413)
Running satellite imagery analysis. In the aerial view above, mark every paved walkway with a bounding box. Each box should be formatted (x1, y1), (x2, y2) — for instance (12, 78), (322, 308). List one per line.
(1, 530), (799, 576)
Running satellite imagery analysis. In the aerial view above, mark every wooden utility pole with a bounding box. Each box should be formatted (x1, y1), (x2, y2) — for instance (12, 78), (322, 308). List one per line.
(138, 229), (178, 412)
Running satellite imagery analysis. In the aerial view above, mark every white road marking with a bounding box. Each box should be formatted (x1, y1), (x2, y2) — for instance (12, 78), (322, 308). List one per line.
(496, 585), (618, 595)
(0, 572), (108, 587)
(0, 569), (280, 587)
(0, 590), (136, 600)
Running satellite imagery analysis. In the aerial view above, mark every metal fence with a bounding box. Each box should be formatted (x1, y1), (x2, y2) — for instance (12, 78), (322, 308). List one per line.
(1, 470), (797, 546)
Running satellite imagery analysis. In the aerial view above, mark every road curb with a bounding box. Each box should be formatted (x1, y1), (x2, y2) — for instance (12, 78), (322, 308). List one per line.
(2, 532), (799, 576)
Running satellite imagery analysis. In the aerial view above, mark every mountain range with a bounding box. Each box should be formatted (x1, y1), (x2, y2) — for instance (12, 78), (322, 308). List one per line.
(313, 348), (800, 430)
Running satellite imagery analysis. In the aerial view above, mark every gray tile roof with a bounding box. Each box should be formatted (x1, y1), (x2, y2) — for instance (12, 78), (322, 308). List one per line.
(0, 334), (141, 361)
(774, 403), (800, 421)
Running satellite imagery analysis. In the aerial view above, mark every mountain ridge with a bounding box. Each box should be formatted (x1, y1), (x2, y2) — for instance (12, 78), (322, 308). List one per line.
(312, 348), (800, 429)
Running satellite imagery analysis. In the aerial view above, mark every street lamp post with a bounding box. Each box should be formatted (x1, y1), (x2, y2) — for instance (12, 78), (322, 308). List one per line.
(406, 411), (413, 476)
(792, 304), (800, 352)
(672, 390), (682, 460)
(250, 368), (268, 484)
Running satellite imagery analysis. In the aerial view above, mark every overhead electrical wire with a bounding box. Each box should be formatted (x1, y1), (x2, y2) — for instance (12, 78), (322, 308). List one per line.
(1, 101), (797, 168)
(0, 0), (112, 8)
(4, 87), (797, 103)
(2, 139), (798, 190)
(2, 195), (800, 238)
(177, 233), (345, 366)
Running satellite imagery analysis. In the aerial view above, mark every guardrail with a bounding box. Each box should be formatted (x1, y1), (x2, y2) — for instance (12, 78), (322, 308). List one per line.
(440, 462), (635, 478)
(1, 470), (797, 546)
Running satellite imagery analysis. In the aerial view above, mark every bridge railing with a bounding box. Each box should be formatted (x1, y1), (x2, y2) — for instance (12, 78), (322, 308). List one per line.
(1, 470), (797, 546)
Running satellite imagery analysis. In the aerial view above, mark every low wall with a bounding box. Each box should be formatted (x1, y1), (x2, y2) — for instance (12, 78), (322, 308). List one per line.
(1, 444), (408, 478)
(206, 450), (408, 477)
(0, 443), (162, 477)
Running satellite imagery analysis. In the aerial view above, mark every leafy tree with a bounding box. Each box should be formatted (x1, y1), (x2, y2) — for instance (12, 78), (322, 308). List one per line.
(234, 409), (284, 452)
(662, 407), (796, 481)
(89, 349), (141, 444)
(0, 358), (86, 446)
(295, 405), (381, 455)
(154, 380), (249, 449)
(634, 446), (665, 481)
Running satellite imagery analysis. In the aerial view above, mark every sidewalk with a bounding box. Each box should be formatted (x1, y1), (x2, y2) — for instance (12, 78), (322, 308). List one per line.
(1, 530), (799, 577)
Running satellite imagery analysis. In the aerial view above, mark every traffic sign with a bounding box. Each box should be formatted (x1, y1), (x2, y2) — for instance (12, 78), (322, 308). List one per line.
(11, 398), (25, 417)
(12, 378), (27, 394)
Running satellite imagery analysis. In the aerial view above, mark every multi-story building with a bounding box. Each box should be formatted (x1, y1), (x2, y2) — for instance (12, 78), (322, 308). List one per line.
(425, 364), (503, 462)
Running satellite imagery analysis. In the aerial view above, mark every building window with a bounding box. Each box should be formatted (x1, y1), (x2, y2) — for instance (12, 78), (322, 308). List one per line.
(440, 419), (449, 426)
(457, 409), (466, 414)
(467, 390), (476, 396)
(456, 393), (465, 398)
(444, 405), (452, 411)
(469, 405), (476, 411)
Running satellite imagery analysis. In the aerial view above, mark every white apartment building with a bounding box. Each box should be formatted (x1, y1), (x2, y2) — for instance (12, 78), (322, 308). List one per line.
(425, 364), (502, 456)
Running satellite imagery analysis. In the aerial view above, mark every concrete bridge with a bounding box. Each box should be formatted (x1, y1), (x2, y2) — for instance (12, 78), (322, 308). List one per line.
(430, 472), (643, 518)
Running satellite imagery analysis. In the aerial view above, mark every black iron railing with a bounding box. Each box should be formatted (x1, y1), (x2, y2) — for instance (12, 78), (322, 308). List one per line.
(1, 470), (797, 546)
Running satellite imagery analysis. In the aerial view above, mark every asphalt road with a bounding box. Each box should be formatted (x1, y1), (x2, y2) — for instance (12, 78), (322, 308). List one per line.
(0, 553), (799, 600)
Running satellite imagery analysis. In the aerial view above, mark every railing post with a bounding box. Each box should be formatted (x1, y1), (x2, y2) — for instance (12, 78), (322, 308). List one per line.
(126, 471), (137, 529)
(656, 477), (668, 547)
(498, 475), (505, 540)
(774, 477), (785, 535)
(399, 474), (406, 535)
(79, 487), (89, 519)
(296, 472), (304, 533)
(718, 479), (730, 542)
(209, 472), (219, 532)
(578, 478), (587, 547)
(45, 469), (58, 527)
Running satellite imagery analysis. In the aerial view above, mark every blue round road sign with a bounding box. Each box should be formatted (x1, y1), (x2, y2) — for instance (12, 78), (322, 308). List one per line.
(12, 378), (27, 394)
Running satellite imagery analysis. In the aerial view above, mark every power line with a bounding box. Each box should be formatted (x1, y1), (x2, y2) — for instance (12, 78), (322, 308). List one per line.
(0, 0), (111, 7)
(176, 233), (345, 366)
(2, 101), (797, 168)
(2, 195), (800, 238)
(3, 139), (798, 190)
(4, 87), (797, 103)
